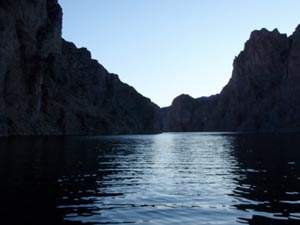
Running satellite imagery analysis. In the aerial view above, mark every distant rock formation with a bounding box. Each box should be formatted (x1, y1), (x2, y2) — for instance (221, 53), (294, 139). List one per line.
(160, 94), (219, 131)
(2, 0), (300, 135)
(162, 26), (300, 132)
(0, 0), (160, 135)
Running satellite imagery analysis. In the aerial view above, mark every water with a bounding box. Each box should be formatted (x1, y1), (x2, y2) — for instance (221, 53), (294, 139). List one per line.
(0, 133), (300, 225)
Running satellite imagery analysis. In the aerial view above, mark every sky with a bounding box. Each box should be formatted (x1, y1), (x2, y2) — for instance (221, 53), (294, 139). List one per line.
(58, 0), (300, 107)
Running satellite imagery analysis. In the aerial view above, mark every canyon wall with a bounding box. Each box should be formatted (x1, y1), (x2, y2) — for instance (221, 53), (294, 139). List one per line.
(162, 26), (300, 132)
(0, 0), (160, 135)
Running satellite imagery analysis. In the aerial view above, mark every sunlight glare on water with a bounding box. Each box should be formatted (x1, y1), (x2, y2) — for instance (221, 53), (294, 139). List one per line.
(0, 133), (300, 224)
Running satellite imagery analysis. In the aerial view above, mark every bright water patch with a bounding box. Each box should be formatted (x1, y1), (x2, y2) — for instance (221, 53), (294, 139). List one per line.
(0, 133), (300, 224)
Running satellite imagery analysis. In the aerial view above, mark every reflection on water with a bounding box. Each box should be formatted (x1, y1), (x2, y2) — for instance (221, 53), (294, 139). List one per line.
(0, 133), (300, 224)
(231, 134), (300, 224)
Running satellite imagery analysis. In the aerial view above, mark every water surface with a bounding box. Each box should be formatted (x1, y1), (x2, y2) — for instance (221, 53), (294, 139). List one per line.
(0, 133), (300, 224)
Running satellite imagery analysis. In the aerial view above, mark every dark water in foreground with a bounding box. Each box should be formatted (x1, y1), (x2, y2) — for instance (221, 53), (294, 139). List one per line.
(0, 133), (300, 225)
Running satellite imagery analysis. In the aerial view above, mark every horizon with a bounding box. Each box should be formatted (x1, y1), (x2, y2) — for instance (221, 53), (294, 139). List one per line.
(58, 0), (300, 107)
(2, 1), (300, 224)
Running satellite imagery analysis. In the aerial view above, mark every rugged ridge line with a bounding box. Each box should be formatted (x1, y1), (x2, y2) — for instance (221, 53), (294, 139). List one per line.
(162, 26), (300, 132)
(2, 0), (300, 135)
(0, 0), (160, 135)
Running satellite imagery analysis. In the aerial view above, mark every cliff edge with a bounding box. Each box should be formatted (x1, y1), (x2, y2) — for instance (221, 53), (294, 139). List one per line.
(0, 0), (160, 135)
(2, 0), (300, 135)
(163, 26), (300, 132)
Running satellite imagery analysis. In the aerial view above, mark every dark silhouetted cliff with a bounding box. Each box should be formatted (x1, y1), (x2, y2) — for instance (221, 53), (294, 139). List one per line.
(2, 0), (300, 135)
(162, 26), (300, 132)
(0, 0), (160, 135)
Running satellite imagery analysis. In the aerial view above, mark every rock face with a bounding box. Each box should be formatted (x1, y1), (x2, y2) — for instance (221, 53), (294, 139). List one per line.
(2, 0), (300, 135)
(160, 94), (219, 131)
(163, 26), (300, 132)
(0, 0), (160, 135)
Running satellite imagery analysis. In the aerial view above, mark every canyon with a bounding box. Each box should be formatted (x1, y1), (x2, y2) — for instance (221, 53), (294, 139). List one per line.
(1, 0), (300, 135)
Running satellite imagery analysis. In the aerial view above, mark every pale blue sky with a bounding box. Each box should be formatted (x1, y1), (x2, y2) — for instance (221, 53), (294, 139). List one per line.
(58, 0), (300, 107)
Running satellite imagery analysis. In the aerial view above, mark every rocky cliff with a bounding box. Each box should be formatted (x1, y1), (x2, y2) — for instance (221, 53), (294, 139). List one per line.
(2, 0), (300, 135)
(0, 0), (160, 135)
(162, 26), (300, 132)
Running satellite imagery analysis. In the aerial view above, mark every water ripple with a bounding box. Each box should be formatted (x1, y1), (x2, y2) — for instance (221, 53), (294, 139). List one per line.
(1, 133), (300, 224)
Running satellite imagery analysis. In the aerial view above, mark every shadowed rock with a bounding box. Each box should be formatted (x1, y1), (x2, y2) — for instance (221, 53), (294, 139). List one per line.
(0, 0), (160, 135)
(2, 0), (300, 135)
(163, 26), (300, 132)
